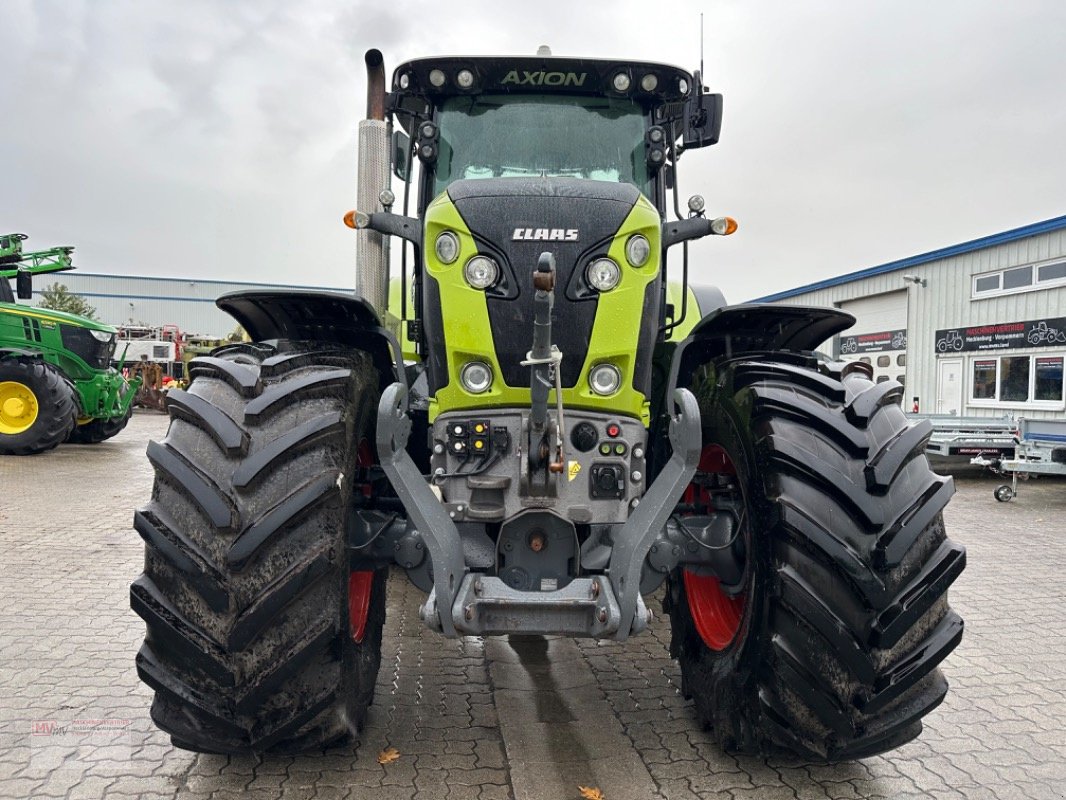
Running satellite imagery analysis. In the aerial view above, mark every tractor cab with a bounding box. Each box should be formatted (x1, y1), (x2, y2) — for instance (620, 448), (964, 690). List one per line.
(388, 54), (722, 216)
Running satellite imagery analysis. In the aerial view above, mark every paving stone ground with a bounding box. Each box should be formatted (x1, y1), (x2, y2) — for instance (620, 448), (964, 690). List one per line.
(1, 411), (1064, 799)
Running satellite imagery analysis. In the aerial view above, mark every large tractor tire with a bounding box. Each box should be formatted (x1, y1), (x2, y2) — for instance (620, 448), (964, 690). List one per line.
(131, 341), (387, 754)
(0, 357), (77, 455)
(665, 354), (965, 760)
(68, 407), (133, 444)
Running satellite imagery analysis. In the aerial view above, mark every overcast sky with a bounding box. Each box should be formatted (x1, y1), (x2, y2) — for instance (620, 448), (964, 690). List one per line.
(2, 0), (1064, 303)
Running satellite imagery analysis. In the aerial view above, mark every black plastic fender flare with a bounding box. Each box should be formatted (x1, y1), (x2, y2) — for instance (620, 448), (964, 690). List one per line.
(216, 290), (405, 392)
(666, 303), (855, 396)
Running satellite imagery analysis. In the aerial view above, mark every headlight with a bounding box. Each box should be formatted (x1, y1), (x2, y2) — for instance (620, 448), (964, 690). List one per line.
(586, 258), (620, 292)
(435, 231), (460, 264)
(89, 330), (113, 342)
(463, 255), (499, 289)
(588, 364), (622, 396)
(625, 235), (650, 268)
(460, 361), (493, 394)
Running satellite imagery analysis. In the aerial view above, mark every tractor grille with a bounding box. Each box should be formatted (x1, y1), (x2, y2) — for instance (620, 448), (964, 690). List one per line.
(60, 325), (116, 370)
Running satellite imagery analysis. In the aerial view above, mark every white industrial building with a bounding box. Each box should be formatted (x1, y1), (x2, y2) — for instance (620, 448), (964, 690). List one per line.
(26, 273), (348, 338)
(755, 215), (1066, 420)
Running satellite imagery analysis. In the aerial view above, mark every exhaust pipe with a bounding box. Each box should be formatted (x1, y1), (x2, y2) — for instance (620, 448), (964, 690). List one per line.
(355, 49), (390, 315)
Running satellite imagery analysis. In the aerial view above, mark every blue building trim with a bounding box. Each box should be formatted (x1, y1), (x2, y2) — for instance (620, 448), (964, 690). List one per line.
(751, 214), (1066, 302)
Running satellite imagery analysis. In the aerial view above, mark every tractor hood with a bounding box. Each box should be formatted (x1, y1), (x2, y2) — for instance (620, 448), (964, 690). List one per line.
(421, 177), (663, 423)
(0, 303), (115, 334)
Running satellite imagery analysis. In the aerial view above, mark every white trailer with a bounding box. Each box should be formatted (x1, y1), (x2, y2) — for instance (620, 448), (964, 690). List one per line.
(970, 418), (1066, 501)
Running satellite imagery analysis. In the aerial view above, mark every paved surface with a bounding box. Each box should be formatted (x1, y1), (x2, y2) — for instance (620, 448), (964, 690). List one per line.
(1, 411), (1065, 799)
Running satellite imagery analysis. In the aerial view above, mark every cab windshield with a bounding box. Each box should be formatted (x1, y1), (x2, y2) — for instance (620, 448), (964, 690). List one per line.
(433, 94), (650, 196)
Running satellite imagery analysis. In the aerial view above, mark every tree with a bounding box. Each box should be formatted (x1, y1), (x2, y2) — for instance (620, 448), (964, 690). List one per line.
(38, 282), (97, 320)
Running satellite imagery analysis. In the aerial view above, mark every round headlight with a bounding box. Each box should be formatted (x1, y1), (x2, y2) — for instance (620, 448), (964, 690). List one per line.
(678, 78), (689, 95)
(435, 231), (459, 264)
(460, 361), (493, 394)
(463, 256), (499, 289)
(612, 72), (631, 92)
(640, 73), (658, 92)
(428, 69), (446, 88)
(625, 235), (651, 268)
(586, 258), (620, 292)
(398, 73), (410, 89)
(589, 364), (622, 396)
(456, 69), (475, 89)
(89, 330), (113, 343)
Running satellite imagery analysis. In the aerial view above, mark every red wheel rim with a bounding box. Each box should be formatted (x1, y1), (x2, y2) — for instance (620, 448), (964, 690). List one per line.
(683, 570), (745, 650)
(348, 439), (377, 643)
(348, 571), (374, 643)
(681, 444), (747, 651)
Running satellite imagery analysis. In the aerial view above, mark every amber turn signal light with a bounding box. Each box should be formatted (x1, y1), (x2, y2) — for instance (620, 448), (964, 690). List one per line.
(710, 216), (738, 236)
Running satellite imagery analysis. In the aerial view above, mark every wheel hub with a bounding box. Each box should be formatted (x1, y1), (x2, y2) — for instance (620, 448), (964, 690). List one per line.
(0, 381), (39, 434)
(681, 444), (749, 651)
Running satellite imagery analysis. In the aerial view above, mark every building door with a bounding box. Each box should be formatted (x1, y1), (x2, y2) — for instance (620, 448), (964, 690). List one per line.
(936, 358), (964, 415)
(837, 290), (909, 389)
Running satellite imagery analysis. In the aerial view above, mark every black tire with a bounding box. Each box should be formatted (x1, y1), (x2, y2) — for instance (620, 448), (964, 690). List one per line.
(68, 407), (133, 444)
(0, 357), (77, 455)
(131, 340), (386, 754)
(666, 354), (965, 760)
(994, 485), (1014, 502)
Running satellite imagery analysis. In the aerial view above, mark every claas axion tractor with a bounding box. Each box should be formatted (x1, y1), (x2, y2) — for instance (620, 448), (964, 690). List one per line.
(132, 48), (965, 761)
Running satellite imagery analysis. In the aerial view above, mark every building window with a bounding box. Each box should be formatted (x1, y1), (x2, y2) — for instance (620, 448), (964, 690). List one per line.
(998, 356), (1029, 401)
(973, 258), (1066, 298)
(973, 360), (996, 399)
(970, 354), (1065, 406)
(896, 354), (906, 367)
(1035, 357), (1064, 401)
(876, 355), (890, 368)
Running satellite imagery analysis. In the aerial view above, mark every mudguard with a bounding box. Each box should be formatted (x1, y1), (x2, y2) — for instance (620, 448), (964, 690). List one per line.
(216, 290), (404, 390)
(666, 303), (855, 395)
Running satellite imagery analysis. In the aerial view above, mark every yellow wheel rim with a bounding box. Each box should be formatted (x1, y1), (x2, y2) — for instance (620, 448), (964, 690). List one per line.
(0, 380), (40, 435)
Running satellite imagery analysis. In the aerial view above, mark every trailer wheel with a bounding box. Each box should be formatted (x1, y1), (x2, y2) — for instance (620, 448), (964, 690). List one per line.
(994, 484), (1014, 502)
(0, 358), (76, 455)
(68, 407), (133, 444)
(666, 355), (965, 760)
(131, 341), (386, 754)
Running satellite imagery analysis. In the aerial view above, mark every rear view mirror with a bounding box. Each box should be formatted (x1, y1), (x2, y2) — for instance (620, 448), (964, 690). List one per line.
(16, 270), (32, 300)
(682, 90), (723, 149)
(392, 130), (410, 181)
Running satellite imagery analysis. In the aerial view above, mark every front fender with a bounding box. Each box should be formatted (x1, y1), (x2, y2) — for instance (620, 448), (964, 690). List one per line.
(215, 290), (404, 391)
(666, 303), (855, 396)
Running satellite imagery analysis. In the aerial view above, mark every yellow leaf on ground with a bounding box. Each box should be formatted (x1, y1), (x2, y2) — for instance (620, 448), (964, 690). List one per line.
(578, 786), (605, 800)
(377, 746), (401, 764)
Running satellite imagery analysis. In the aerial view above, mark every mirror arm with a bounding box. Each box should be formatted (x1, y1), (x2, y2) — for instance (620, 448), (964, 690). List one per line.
(662, 217), (713, 249)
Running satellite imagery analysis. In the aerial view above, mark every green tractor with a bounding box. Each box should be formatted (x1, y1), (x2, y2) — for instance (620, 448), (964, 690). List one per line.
(132, 49), (965, 760)
(0, 234), (138, 454)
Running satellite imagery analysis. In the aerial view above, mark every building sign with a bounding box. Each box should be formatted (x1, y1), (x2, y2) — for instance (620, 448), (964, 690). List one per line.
(839, 328), (907, 355)
(935, 316), (1066, 353)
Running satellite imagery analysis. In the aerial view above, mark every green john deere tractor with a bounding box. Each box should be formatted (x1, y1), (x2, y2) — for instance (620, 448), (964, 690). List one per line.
(0, 233), (138, 454)
(132, 49), (965, 760)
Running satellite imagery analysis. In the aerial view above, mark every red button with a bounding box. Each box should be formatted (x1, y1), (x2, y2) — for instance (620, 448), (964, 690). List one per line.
(606, 423), (621, 438)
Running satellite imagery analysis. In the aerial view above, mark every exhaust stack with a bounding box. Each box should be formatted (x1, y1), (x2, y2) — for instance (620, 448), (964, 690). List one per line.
(355, 49), (390, 315)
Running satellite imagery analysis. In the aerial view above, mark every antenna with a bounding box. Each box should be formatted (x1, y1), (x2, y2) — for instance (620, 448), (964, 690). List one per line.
(699, 13), (707, 83)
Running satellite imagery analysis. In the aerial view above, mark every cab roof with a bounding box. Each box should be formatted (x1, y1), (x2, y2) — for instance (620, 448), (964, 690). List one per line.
(389, 55), (696, 130)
